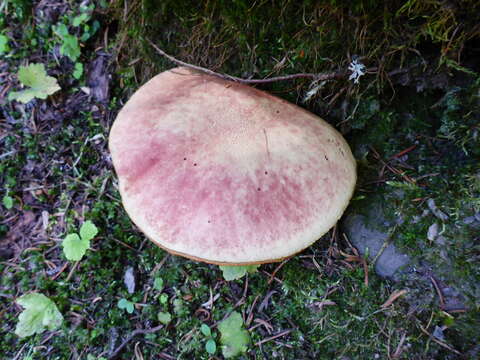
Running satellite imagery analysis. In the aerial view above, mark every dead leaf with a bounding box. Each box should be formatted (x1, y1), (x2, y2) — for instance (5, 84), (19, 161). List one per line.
(381, 289), (408, 308)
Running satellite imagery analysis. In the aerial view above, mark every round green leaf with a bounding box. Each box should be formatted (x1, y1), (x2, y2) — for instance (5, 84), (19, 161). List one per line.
(62, 233), (89, 261)
(205, 339), (217, 354)
(200, 323), (211, 337)
(80, 220), (98, 241)
(157, 311), (172, 324)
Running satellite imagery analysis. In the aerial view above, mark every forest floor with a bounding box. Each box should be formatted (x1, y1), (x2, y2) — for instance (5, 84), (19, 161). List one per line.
(1, 1), (479, 359)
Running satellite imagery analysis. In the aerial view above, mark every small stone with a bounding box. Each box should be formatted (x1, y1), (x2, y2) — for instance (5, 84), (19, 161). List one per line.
(342, 213), (410, 279)
(427, 199), (449, 221)
(435, 235), (447, 246)
(427, 223), (439, 241)
(432, 326), (445, 341)
(475, 213), (480, 222)
(124, 267), (135, 294)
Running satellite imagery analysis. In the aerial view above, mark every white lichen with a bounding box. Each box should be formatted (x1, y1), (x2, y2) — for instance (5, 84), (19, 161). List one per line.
(348, 59), (366, 84)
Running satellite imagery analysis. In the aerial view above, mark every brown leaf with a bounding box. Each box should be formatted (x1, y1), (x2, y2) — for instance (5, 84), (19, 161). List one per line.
(381, 289), (408, 308)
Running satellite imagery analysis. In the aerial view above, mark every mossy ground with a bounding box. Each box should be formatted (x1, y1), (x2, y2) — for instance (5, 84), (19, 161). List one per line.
(1, 0), (479, 359)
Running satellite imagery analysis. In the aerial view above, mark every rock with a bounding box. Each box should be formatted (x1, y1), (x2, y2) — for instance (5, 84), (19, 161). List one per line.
(124, 267), (136, 294)
(427, 199), (449, 221)
(342, 195), (467, 312)
(432, 326), (445, 341)
(442, 286), (466, 312)
(427, 223), (439, 241)
(342, 212), (411, 279)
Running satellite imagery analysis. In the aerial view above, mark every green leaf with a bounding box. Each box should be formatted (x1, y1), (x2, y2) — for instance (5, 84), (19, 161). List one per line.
(0, 34), (10, 54)
(219, 265), (260, 281)
(73, 62), (83, 79)
(60, 34), (81, 61)
(157, 311), (172, 324)
(53, 23), (69, 37)
(79, 220), (98, 241)
(218, 312), (250, 358)
(153, 277), (164, 291)
(173, 298), (185, 315)
(72, 13), (90, 27)
(205, 339), (217, 354)
(2, 195), (13, 209)
(15, 293), (63, 338)
(159, 294), (168, 304)
(8, 63), (60, 103)
(200, 323), (211, 337)
(62, 233), (89, 261)
(117, 298), (134, 314)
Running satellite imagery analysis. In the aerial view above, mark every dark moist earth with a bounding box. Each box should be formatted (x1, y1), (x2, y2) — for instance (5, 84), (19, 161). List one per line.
(1, 1), (479, 359)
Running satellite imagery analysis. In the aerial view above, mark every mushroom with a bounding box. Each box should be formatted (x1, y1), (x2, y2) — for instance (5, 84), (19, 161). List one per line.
(109, 67), (356, 265)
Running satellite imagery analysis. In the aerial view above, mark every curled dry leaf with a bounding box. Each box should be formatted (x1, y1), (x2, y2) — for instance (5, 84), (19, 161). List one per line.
(381, 289), (408, 308)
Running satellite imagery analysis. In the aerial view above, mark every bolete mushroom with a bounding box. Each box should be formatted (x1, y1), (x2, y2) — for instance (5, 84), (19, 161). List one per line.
(109, 67), (356, 265)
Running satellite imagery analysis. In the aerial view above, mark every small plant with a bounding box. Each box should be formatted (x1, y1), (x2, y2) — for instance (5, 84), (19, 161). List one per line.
(157, 311), (172, 325)
(218, 311), (250, 358)
(86, 355), (107, 360)
(73, 62), (83, 79)
(2, 194), (13, 209)
(219, 265), (259, 281)
(153, 277), (164, 291)
(62, 220), (98, 261)
(51, 4), (99, 65)
(8, 63), (60, 103)
(0, 34), (10, 54)
(117, 298), (134, 314)
(200, 323), (217, 355)
(15, 293), (63, 338)
(53, 23), (81, 62)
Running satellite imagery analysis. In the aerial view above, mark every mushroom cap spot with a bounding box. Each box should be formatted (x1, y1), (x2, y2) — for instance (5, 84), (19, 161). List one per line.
(109, 67), (357, 265)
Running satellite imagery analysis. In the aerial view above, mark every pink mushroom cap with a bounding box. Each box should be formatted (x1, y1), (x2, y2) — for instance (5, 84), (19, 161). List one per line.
(109, 67), (356, 265)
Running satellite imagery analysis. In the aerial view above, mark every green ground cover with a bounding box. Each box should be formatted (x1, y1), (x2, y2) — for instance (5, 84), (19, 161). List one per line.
(0, 0), (479, 359)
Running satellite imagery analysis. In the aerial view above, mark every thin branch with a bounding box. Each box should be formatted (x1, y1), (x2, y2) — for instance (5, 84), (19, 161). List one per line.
(255, 329), (293, 346)
(147, 39), (345, 84)
(108, 325), (164, 359)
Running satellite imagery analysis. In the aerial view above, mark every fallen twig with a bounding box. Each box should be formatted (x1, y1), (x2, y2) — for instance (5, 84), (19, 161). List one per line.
(392, 331), (407, 359)
(381, 289), (408, 308)
(429, 276), (445, 309)
(255, 329), (293, 346)
(268, 258), (290, 285)
(50, 262), (69, 281)
(65, 261), (80, 282)
(108, 325), (164, 359)
(418, 323), (461, 355)
(147, 39), (345, 84)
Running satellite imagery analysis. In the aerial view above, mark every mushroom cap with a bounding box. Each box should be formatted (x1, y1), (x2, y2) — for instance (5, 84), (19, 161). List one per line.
(109, 67), (356, 265)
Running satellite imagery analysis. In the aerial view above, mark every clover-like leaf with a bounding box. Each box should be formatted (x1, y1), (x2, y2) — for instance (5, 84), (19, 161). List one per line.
(219, 265), (259, 281)
(117, 298), (134, 314)
(73, 62), (83, 79)
(218, 311), (250, 358)
(62, 233), (89, 261)
(2, 195), (13, 209)
(153, 277), (164, 291)
(8, 63), (61, 103)
(205, 339), (217, 354)
(200, 323), (212, 337)
(0, 34), (10, 54)
(60, 34), (81, 61)
(79, 220), (98, 241)
(157, 311), (172, 324)
(15, 293), (63, 338)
